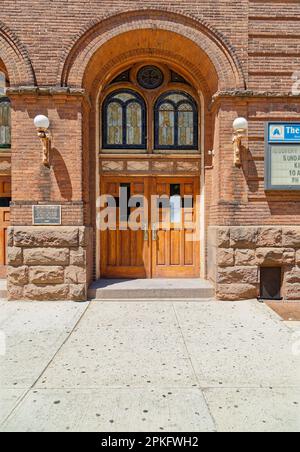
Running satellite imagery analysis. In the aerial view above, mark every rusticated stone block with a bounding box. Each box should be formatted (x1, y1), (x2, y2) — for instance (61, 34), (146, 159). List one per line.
(285, 283), (300, 301)
(296, 250), (300, 266)
(218, 266), (258, 285)
(79, 227), (88, 247)
(65, 266), (87, 284)
(282, 228), (300, 248)
(7, 228), (14, 247)
(29, 267), (65, 285)
(283, 250), (295, 265)
(217, 248), (234, 267)
(256, 248), (295, 266)
(7, 266), (28, 286)
(230, 227), (258, 249)
(70, 249), (86, 268)
(257, 227), (282, 247)
(7, 247), (23, 266)
(7, 284), (24, 301)
(284, 267), (300, 284)
(69, 284), (87, 301)
(23, 284), (69, 301)
(14, 227), (79, 248)
(235, 249), (256, 266)
(217, 228), (230, 248)
(217, 284), (258, 301)
(24, 248), (69, 266)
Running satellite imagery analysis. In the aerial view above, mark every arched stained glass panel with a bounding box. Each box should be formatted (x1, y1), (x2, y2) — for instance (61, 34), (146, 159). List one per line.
(126, 102), (142, 145)
(107, 102), (123, 145)
(103, 90), (146, 150)
(178, 103), (194, 146)
(0, 72), (6, 96)
(0, 72), (11, 149)
(155, 91), (198, 150)
(158, 104), (175, 146)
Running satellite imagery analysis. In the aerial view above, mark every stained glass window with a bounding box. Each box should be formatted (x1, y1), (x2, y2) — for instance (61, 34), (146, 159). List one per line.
(0, 72), (6, 95)
(159, 104), (175, 146)
(155, 91), (198, 150)
(103, 90), (146, 149)
(0, 72), (11, 149)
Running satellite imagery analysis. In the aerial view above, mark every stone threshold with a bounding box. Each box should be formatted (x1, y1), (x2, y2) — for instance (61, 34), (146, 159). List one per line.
(88, 278), (215, 301)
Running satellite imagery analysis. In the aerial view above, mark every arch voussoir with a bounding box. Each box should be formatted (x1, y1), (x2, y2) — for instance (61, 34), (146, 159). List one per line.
(0, 21), (35, 86)
(60, 10), (246, 93)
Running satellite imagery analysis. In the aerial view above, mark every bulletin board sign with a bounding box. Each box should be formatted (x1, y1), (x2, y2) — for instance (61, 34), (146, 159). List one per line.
(265, 122), (300, 191)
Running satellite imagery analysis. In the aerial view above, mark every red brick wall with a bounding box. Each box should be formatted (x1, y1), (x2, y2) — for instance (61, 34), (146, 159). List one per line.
(0, 1), (249, 86)
(1, 1), (300, 294)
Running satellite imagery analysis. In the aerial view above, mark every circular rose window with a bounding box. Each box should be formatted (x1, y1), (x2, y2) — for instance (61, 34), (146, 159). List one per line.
(137, 66), (164, 89)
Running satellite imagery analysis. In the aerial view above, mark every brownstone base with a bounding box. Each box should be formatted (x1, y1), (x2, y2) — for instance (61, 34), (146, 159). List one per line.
(7, 226), (93, 301)
(208, 226), (300, 301)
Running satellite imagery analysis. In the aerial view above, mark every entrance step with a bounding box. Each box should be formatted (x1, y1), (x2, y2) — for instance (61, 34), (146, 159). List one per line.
(0, 280), (7, 299)
(88, 279), (215, 301)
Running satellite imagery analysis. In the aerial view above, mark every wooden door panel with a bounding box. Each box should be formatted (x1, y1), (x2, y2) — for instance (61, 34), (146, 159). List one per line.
(0, 176), (11, 278)
(0, 208), (10, 278)
(152, 177), (200, 278)
(101, 177), (150, 278)
(100, 176), (200, 279)
(184, 231), (194, 266)
(170, 230), (180, 265)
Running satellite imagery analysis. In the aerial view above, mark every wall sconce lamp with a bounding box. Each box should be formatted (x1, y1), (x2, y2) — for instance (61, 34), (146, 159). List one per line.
(233, 117), (248, 167)
(34, 115), (51, 167)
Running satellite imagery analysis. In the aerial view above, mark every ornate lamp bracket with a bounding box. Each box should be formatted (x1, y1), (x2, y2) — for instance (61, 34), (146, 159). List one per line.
(34, 115), (51, 168)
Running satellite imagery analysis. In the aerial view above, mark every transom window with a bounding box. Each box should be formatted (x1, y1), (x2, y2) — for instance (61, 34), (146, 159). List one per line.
(0, 71), (11, 149)
(103, 89), (146, 149)
(101, 65), (199, 153)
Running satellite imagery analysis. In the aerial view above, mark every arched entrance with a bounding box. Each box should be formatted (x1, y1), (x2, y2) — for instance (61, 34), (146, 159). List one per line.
(98, 62), (201, 279)
(59, 10), (245, 284)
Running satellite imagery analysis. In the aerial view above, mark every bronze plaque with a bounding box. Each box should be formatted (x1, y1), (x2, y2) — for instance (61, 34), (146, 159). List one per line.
(33, 205), (61, 225)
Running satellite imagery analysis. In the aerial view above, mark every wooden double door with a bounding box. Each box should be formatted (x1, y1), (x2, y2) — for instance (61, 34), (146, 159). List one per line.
(100, 176), (200, 279)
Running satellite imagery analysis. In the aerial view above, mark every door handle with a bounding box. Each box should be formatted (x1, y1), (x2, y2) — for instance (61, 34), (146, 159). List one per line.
(143, 225), (149, 242)
(152, 227), (158, 241)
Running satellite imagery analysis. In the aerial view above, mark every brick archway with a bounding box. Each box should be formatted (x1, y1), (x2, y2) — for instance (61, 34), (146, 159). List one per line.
(60, 9), (246, 93)
(0, 21), (35, 86)
(75, 28), (216, 281)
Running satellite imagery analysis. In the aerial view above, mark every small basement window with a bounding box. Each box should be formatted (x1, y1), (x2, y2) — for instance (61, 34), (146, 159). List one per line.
(0, 197), (11, 207)
(259, 267), (282, 301)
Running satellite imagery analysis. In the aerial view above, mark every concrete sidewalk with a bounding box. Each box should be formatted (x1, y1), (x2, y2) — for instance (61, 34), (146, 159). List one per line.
(0, 299), (299, 432)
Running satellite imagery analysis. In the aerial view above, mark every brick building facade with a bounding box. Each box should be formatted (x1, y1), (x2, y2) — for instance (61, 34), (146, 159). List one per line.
(1, 1), (300, 301)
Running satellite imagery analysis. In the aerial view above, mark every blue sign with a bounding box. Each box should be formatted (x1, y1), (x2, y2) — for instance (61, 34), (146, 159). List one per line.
(269, 123), (300, 143)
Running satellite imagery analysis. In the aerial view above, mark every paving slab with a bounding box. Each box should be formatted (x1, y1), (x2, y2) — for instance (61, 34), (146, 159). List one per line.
(35, 302), (197, 389)
(0, 301), (89, 389)
(204, 388), (300, 432)
(0, 389), (26, 425)
(1, 299), (299, 432)
(1, 388), (215, 433)
(0, 280), (7, 299)
(284, 321), (300, 332)
(174, 301), (300, 388)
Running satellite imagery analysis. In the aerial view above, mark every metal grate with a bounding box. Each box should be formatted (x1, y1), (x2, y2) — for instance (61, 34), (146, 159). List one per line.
(260, 267), (282, 301)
